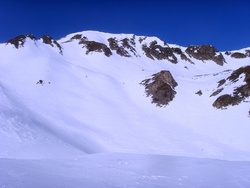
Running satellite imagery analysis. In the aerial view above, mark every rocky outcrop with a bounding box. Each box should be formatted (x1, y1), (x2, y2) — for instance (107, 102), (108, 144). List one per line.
(212, 66), (250, 109)
(67, 34), (112, 57)
(142, 41), (178, 63)
(108, 38), (131, 57)
(61, 33), (250, 66)
(231, 52), (247, 59)
(81, 41), (112, 57)
(120, 36), (138, 57)
(210, 88), (224, 97)
(6, 34), (62, 54)
(217, 79), (226, 88)
(40, 35), (62, 54)
(229, 66), (250, 97)
(172, 47), (194, 64)
(213, 94), (242, 109)
(185, 45), (226, 66)
(195, 90), (203, 96)
(108, 36), (138, 57)
(225, 50), (250, 59)
(141, 70), (178, 106)
(6, 34), (36, 48)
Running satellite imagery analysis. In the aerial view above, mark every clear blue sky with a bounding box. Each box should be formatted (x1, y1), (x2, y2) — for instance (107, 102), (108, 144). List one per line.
(0, 0), (249, 51)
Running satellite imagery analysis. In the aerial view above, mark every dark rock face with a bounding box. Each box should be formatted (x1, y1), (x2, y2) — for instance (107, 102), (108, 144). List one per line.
(69, 34), (88, 42)
(195, 90), (203, 96)
(68, 34), (139, 57)
(108, 38), (131, 57)
(226, 50), (250, 59)
(142, 41), (178, 63)
(210, 88), (224, 97)
(185, 45), (225, 66)
(227, 66), (250, 83)
(246, 50), (250, 57)
(229, 66), (250, 97)
(213, 94), (242, 109)
(121, 36), (138, 57)
(80, 41), (112, 57)
(139, 36), (147, 43)
(6, 34), (62, 54)
(69, 34), (112, 57)
(231, 52), (247, 59)
(141, 70), (178, 106)
(108, 36), (138, 57)
(213, 66), (250, 109)
(71, 34), (83, 40)
(6, 34), (36, 48)
(172, 47), (194, 64)
(40, 35), (62, 54)
(217, 79), (226, 88)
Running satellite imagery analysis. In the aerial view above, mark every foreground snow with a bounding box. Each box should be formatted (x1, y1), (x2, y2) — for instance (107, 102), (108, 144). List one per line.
(1, 153), (250, 188)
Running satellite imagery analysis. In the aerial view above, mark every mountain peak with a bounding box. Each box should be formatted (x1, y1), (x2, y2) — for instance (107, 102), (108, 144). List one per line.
(40, 35), (63, 54)
(6, 34), (36, 48)
(5, 31), (250, 66)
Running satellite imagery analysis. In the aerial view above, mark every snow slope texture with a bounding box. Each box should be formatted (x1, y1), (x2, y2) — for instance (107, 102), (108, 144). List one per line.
(0, 30), (250, 187)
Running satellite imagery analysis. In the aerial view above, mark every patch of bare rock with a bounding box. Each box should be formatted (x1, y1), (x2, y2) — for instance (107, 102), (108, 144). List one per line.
(141, 70), (178, 107)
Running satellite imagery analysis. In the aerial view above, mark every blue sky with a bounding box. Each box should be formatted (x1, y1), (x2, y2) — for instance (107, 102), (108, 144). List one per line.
(0, 0), (249, 51)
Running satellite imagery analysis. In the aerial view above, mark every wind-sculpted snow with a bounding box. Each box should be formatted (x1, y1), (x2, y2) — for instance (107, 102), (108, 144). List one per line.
(0, 30), (250, 187)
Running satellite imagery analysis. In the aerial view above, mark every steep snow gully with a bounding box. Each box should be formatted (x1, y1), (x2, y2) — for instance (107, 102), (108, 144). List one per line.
(0, 31), (250, 187)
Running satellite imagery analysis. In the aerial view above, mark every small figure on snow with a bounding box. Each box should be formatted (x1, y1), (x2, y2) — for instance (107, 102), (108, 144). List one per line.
(36, 80), (43, 85)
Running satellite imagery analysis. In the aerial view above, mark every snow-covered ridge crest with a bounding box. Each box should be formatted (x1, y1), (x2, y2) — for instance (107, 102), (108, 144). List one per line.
(5, 30), (250, 66)
(5, 33), (63, 54)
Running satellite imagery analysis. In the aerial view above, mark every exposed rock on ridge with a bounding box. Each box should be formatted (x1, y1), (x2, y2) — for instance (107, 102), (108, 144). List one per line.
(225, 50), (250, 59)
(108, 36), (138, 57)
(108, 38), (131, 57)
(141, 70), (178, 106)
(6, 32), (250, 67)
(6, 34), (62, 54)
(185, 45), (225, 66)
(40, 35), (63, 54)
(66, 34), (112, 57)
(81, 41), (112, 57)
(6, 34), (36, 49)
(213, 66), (250, 109)
(142, 40), (178, 63)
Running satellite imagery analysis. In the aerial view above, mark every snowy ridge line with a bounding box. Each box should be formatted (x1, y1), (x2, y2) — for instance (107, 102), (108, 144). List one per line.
(4, 31), (250, 66)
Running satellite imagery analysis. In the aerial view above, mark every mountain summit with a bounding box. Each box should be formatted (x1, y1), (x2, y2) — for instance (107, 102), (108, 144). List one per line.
(6, 31), (250, 63)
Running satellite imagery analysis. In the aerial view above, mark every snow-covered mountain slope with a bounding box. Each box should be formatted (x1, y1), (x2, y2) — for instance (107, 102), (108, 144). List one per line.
(0, 30), (250, 187)
(1, 30), (250, 159)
